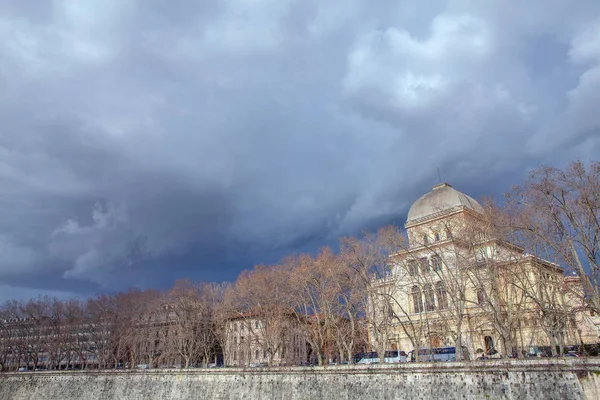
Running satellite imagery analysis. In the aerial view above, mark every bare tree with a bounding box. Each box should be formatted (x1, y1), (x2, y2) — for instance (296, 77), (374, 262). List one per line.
(288, 251), (331, 366)
(226, 264), (299, 367)
(194, 283), (221, 367)
(488, 200), (582, 356)
(19, 297), (52, 370)
(340, 226), (404, 363)
(506, 160), (600, 313)
(47, 298), (86, 370)
(85, 294), (121, 369)
(0, 303), (15, 371)
(110, 289), (160, 369)
(209, 282), (232, 367)
(330, 250), (368, 363)
(161, 280), (207, 368)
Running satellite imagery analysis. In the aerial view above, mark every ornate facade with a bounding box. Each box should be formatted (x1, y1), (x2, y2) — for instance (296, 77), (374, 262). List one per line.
(370, 183), (600, 358)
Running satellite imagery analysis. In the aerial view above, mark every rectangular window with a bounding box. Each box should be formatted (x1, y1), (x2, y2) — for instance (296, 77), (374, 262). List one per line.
(431, 256), (442, 271)
(412, 286), (423, 313)
(436, 282), (447, 310)
(407, 260), (418, 276)
(419, 258), (430, 273)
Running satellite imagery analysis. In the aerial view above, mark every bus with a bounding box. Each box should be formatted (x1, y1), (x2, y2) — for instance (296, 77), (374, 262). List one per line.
(409, 346), (469, 362)
(356, 350), (408, 364)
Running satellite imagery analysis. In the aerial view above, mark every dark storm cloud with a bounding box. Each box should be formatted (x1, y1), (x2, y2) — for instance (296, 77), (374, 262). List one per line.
(1, 0), (600, 301)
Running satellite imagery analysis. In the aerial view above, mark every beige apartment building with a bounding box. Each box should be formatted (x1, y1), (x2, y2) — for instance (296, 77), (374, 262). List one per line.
(370, 183), (600, 358)
(224, 313), (308, 367)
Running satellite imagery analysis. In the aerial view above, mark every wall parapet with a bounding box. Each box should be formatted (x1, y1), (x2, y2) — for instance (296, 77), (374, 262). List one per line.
(2, 358), (600, 399)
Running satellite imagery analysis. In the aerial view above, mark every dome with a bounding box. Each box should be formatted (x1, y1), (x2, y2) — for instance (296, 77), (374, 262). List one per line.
(406, 183), (483, 224)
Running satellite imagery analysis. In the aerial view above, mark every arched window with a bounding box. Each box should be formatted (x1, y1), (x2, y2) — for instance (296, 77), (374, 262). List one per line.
(423, 235), (429, 245)
(384, 264), (392, 277)
(436, 282), (448, 310)
(411, 286), (423, 313)
(424, 284), (435, 311)
(434, 232), (440, 241)
(255, 350), (259, 360)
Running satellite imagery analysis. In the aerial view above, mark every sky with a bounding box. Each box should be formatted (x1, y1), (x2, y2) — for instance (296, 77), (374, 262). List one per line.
(1, 0), (600, 303)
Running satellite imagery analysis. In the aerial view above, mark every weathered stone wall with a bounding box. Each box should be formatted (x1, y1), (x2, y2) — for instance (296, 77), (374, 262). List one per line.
(1, 359), (599, 400)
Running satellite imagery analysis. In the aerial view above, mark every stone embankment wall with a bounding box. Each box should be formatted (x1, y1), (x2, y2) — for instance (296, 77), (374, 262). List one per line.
(1, 359), (599, 400)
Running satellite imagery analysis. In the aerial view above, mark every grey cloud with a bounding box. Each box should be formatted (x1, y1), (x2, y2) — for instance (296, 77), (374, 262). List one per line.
(1, 0), (600, 297)
(0, 236), (37, 275)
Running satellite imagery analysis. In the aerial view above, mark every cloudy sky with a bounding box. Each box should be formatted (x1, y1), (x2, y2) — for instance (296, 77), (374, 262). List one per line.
(1, 0), (599, 302)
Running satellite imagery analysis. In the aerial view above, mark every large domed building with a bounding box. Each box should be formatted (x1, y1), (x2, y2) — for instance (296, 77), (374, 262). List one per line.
(367, 183), (600, 360)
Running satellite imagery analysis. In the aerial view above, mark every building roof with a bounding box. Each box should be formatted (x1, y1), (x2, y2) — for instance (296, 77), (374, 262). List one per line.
(406, 182), (483, 224)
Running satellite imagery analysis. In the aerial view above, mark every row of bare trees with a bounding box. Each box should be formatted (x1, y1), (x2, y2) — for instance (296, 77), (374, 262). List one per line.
(1, 160), (598, 370)
(221, 226), (404, 366)
(0, 281), (228, 371)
